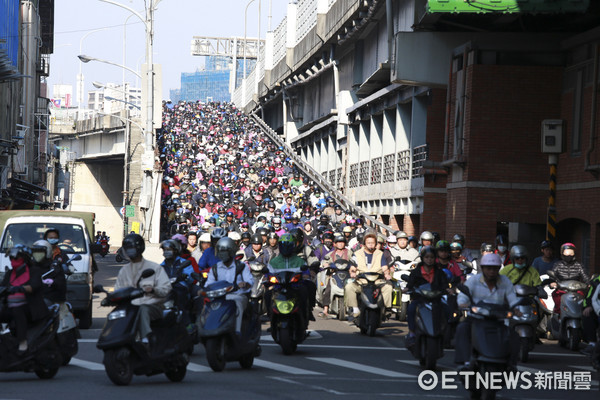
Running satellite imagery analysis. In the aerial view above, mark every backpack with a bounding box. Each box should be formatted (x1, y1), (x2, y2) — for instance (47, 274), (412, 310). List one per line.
(211, 260), (246, 290)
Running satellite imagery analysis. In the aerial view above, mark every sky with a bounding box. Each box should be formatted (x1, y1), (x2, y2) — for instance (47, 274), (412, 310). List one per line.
(47, 0), (289, 104)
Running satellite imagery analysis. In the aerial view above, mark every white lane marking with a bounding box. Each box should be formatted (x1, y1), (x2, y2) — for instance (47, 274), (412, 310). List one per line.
(253, 359), (323, 375)
(187, 363), (212, 372)
(77, 339), (97, 343)
(307, 357), (413, 378)
(569, 365), (595, 372)
(261, 330), (322, 342)
(69, 358), (104, 371)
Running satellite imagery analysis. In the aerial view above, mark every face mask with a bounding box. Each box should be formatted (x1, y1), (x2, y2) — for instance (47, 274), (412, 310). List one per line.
(32, 252), (46, 263)
(514, 263), (527, 269)
(217, 251), (232, 264)
(125, 248), (139, 259)
(163, 250), (174, 259)
(497, 246), (507, 253)
(562, 255), (574, 263)
(47, 238), (59, 245)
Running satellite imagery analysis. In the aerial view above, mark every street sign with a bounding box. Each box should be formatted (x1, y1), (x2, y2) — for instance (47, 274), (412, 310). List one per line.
(125, 205), (135, 218)
(120, 206), (126, 216)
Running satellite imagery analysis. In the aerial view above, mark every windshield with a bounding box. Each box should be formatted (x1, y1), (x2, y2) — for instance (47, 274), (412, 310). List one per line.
(0, 223), (88, 254)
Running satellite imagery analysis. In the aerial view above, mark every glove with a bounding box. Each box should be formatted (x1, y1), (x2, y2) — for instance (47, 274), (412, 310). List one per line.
(9, 286), (25, 294)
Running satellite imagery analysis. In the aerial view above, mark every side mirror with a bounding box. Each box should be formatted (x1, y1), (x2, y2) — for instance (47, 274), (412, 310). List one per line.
(70, 254), (82, 262)
(141, 269), (155, 279)
(457, 284), (472, 299)
(90, 244), (102, 254)
(93, 284), (105, 293)
(400, 274), (409, 282)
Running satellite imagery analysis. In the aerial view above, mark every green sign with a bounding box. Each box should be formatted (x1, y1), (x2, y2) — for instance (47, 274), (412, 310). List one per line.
(125, 205), (135, 218)
(427, 0), (589, 14)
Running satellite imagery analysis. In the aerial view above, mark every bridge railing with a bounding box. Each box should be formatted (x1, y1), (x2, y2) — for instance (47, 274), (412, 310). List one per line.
(250, 113), (395, 235)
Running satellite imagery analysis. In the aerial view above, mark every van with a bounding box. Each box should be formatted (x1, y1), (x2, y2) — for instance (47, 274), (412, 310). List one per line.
(0, 210), (99, 329)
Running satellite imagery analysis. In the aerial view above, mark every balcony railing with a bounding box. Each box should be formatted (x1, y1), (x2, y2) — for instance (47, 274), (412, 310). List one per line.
(371, 157), (382, 184)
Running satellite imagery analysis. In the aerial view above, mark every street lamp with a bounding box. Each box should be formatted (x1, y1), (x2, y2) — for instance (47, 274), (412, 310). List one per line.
(78, 55), (142, 78)
(99, 0), (163, 243)
(93, 81), (142, 112)
(78, 28), (107, 108)
(104, 96), (141, 110)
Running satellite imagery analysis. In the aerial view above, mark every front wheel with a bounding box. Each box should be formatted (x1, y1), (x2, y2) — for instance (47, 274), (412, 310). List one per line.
(567, 328), (581, 351)
(104, 348), (133, 386)
(35, 366), (59, 379)
(519, 337), (530, 363)
(279, 327), (296, 355)
(239, 353), (254, 369)
(77, 303), (93, 330)
(115, 254), (123, 262)
(398, 302), (408, 322)
(424, 337), (438, 370)
(165, 365), (187, 382)
(366, 310), (378, 337)
(206, 338), (226, 372)
(336, 297), (346, 321)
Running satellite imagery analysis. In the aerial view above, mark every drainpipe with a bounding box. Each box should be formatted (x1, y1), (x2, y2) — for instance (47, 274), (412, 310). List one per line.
(386, 0), (393, 66)
(585, 43), (600, 172)
(443, 53), (453, 161)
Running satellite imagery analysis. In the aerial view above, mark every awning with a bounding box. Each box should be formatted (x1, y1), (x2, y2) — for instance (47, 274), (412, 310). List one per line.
(9, 177), (50, 196)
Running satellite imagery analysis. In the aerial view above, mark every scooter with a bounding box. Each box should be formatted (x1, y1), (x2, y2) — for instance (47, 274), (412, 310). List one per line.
(328, 259), (353, 320)
(42, 254), (81, 365)
(0, 287), (62, 379)
(355, 272), (387, 337)
(197, 280), (261, 371)
(267, 270), (309, 355)
(95, 269), (193, 385)
(547, 272), (587, 351)
(403, 278), (447, 370)
(248, 261), (268, 316)
(115, 247), (125, 263)
(391, 259), (415, 321)
(511, 284), (544, 363)
(457, 284), (512, 400)
(99, 237), (110, 257)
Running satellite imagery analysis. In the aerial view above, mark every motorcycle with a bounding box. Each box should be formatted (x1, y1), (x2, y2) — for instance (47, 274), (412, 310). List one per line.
(95, 269), (193, 385)
(197, 280), (261, 371)
(99, 237), (110, 257)
(457, 284), (513, 400)
(546, 271), (587, 351)
(267, 270), (309, 355)
(115, 247), (125, 263)
(510, 284), (545, 363)
(328, 259), (353, 320)
(248, 261), (269, 316)
(42, 254), (81, 365)
(391, 259), (416, 321)
(403, 277), (447, 370)
(0, 287), (62, 379)
(355, 272), (387, 337)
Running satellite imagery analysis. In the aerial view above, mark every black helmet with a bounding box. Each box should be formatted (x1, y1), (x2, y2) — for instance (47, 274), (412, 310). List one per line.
(7, 244), (33, 263)
(540, 240), (552, 249)
(122, 233), (145, 259)
(289, 228), (305, 248)
(160, 239), (181, 254)
(215, 237), (237, 264)
(241, 232), (252, 241)
(257, 227), (269, 237)
(322, 232), (334, 241)
(510, 245), (528, 262)
(435, 240), (451, 252)
(495, 234), (508, 246)
(250, 234), (263, 245)
(267, 232), (279, 240)
(419, 245), (436, 259)
(278, 233), (296, 257)
(452, 234), (465, 244)
(319, 215), (329, 223)
(210, 227), (227, 247)
(480, 242), (495, 253)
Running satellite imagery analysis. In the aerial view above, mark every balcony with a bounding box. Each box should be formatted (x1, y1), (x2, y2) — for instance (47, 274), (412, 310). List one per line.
(36, 55), (50, 77)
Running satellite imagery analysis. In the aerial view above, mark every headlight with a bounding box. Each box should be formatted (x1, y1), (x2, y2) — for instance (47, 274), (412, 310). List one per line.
(205, 288), (228, 298)
(274, 299), (295, 314)
(108, 310), (126, 320)
(471, 306), (490, 316)
(68, 273), (90, 284)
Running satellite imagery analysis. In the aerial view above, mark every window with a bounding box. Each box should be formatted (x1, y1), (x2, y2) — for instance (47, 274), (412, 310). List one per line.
(1, 223), (87, 254)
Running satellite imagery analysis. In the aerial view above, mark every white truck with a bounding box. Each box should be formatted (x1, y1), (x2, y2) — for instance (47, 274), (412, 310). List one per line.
(0, 210), (99, 329)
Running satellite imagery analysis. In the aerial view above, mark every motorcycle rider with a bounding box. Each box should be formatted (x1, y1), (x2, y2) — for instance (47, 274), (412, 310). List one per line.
(186, 231), (202, 263)
(345, 232), (392, 320)
(549, 243), (589, 314)
(31, 240), (66, 306)
(114, 234), (171, 344)
(204, 237), (254, 334)
(404, 246), (450, 347)
(581, 274), (600, 356)
(435, 240), (464, 281)
(314, 231), (334, 262)
(500, 245), (542, 287)
(495, 235), (510, 266)
(455, 253), (519, 370)
(0, 245), (49, 352)
(198, 228), (227, 270)
(265, 232), (280, 258)
(418, 231), (435, 252)
(244, 234), (271, 265)
(43, 228), (68, 267)
(531, 240), (557, 276)
(320, 234), (354, 318)
(394, 231), (419, 263)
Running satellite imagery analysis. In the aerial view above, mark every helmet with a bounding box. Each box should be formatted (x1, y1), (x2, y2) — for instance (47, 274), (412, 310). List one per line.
(334, 234), (347, 244)
(322, 232), (334, 241)
(479, 253), (502, 268)
(122, 233), (145, 259)
(480, 242), (495, 253)
(560, 242), (576, 254)
(250, 234), (263, 245)
(272, 217), (282, 225)
(495, 235), (508, 246)
(210, 227), (227, 247)
(419, 245), (436, 259)
(452, 234), (465, 244)
(510, 245), (528, 262)
(387, 235), (397, 243)
(278, 233), (296, 257)
(267, 232), (279, 240)
(395, 231), (408, 239)
(226, 211), (234, 218)
(376, 234), (386, 244)
(160, 239), (180, 251)
(343, 226), (353, 234)
(215, 237), (237, 264)
(450, 242), (463, 251)
(257, 227), (269, 237)
(540, 240), (552, 249)
(31, 240), (52, 262)
(228, 231), (241, 241)
(319, 215), (329, 224)
(419, 231), (434, 243)
(171, 233), (188, 246)
(289, 228), (305, 247)
(241, 232), (252, 241)
(435, 240), (451, 252)
(199, 233), (211, 243)
(6, 244), (33, 263)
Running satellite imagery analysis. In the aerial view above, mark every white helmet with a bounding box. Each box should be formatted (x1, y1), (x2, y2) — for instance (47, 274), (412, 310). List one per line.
(32, 240), (53, 261)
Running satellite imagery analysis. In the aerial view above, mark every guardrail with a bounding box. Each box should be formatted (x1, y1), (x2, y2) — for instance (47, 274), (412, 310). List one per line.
(250, 112), (394, 235)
